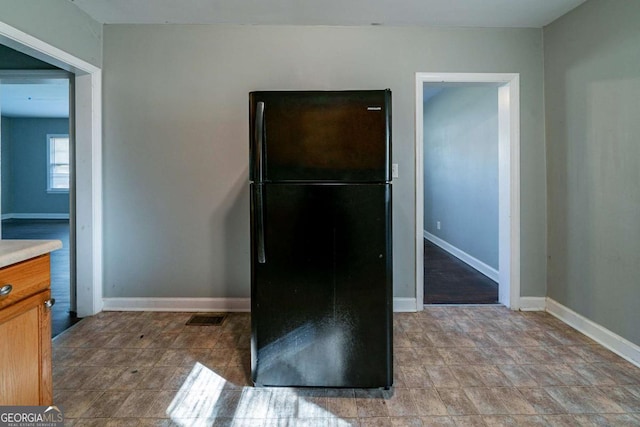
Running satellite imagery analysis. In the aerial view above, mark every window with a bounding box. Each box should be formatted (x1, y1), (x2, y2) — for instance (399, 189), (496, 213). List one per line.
(47, 134), (70, 192)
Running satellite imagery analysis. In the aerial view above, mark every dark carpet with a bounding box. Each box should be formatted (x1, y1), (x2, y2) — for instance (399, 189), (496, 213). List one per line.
(424, 238), (498, 304)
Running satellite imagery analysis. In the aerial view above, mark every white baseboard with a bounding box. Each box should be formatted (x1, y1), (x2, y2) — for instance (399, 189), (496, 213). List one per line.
(102, 297), (251, 312)
(546, 298), (640, 368)
(518, 297), (546, 311)
(394, 298), (418, 312)
(424, 231), (499, 282)
(102, 297), (418, 313)
(2, 213), (70, 220)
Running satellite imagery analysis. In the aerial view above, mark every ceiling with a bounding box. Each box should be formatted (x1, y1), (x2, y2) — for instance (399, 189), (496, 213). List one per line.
(0, 1), (585, 118)
(69, 0), (586, 28)
(0, 82), (69, 118)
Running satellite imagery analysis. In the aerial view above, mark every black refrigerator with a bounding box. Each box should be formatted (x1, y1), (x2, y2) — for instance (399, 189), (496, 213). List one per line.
(249, 90), (393, 388)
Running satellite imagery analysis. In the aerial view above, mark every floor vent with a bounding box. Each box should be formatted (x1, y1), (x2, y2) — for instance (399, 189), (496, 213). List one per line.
(185, 314), (227, 326)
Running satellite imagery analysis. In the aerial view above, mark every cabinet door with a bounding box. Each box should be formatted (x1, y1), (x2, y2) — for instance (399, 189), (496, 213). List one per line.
(0, 290), (52, 405)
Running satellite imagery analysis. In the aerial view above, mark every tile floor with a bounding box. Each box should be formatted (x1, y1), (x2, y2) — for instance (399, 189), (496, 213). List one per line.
(52, 307), (640, 426)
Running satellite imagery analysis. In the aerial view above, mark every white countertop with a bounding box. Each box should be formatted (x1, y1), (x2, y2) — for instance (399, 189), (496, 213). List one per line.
(0, 240), (63, 269)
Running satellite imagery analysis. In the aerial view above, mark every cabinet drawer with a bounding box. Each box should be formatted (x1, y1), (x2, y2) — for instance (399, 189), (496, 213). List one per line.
(0, 255), (50, 310)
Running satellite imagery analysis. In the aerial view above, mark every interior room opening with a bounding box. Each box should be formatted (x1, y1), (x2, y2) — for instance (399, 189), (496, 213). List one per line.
(0, 55), (78, 336)
(422, 82), (501, 305)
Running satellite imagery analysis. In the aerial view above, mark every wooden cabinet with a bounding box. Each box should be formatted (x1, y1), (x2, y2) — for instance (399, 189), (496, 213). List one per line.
(0, 255), (53, 405)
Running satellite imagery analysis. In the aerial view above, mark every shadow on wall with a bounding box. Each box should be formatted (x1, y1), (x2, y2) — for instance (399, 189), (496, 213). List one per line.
(211, 166), (251, 298)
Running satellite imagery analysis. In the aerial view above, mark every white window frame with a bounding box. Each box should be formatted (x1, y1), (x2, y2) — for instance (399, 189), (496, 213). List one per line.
(46, 133), (70, 193)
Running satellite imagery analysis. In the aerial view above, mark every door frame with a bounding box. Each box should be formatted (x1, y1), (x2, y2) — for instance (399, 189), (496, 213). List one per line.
(0, 69), (75, 310)
(0, 21), (103, 317)
(415, 72), (520, 310)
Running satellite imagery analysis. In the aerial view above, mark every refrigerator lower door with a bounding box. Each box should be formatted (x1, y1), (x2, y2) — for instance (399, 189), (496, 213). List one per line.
(251, 183), (392, 388)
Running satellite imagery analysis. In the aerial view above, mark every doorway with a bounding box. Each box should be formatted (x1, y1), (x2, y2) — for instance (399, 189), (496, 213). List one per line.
(0, 68), (79, 335)
(422, 83), (500, 304)
(415, 73), (521, 310)
(0, 20), (103, 317)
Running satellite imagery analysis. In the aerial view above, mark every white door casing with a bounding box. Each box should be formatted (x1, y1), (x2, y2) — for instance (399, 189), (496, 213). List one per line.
(0, 21), (103, 316)
(415, 72), (520, 310)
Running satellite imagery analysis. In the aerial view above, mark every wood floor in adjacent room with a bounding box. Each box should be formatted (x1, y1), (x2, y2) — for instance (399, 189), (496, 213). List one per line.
(2, 219), (80, 337)
(424, 239), (498, 305)
(52, 307), (640, 425)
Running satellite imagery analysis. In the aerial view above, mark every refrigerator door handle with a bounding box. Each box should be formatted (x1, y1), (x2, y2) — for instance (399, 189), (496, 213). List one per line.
(255, 101), (265, 182)
(256, 184), (266, 264)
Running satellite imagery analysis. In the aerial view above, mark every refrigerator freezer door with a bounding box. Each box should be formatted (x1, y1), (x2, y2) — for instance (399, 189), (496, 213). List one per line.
(250, 91), (391, 183)
(251, 183), (393, 388)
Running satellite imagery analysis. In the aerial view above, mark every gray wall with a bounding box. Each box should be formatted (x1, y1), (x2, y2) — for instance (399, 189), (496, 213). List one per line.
(545, 0), (640, 345)
(1, 117), (70, 215)
(0, 0), (102, 67)
(103, 24), (546, 300)
(423, 86), (499, 269)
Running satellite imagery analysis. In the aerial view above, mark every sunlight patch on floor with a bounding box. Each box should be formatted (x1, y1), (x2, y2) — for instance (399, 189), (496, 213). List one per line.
(166, 362), (352, 425)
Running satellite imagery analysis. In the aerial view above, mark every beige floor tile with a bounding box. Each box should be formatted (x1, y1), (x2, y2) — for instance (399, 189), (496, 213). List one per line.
(56, 366), (99, 390)
(473, 366), (512, 387)
(464, 332), (500, 348)
(413, 348), (447, 365)
(568, 364), (617, 386)
(500, 348), (541, 365)
(599, 386), (640, 412)
(425, 366), (461, 388)
(55, 389), (104, 418)
(53, 347), (95, 366)
(545, 386), (624, 414)
(145, 390), (179, 418)
(355, 390), (389, 418)
(427, 332), (476, 348)
(519, 365), (563, 386)
(450, 415), (486, 426)
(79, 367), (127, 390)
(77, 390), (132, 418)
(409, 389), (448, 416)
(476, 347), (515, 366)
(325, 389), (357, 419)
(542, 414), (579, 427)
(146, 333), (180, 349)
(50, 309), (640, 426)
(515, 388), (566, 415)
(396, 348), (422, 366)
(595, 362), (640, 385)
(462, 388), (509, 415)
(449, 366), (485, 387)
(358, 417), (392, 427)
(572, 413), (640, 426)
(382, 388), (419, 417)
(406, 331), (435, 347)
(419, 416), (456, 426)
(113, 389), (159, 417)
(481, 415), (548, 426)
(491, 387), (536, 415)
(139, 366), (180, 390)
(436, 388), (479, 416)
(296, 389), (330, 418)
(543, 364), (590, 386)
(109, 366), (151, 390)
(401, 366), (434, 388)
(389, 417), (422, 427)
(497, 365), (537, 387)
